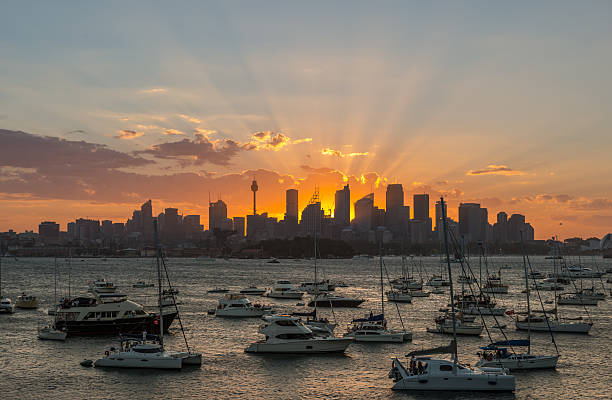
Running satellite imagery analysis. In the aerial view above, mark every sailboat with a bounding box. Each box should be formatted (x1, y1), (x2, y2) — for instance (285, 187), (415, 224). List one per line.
(38, 257), (67, 340)
(345, 239), (412, 343)
(94, 220), (201, 369)
(388, 197), (515, 392)
(515, 241), (592, 334)
(476, 233), (558, 370)
(0, 256), (15, 314)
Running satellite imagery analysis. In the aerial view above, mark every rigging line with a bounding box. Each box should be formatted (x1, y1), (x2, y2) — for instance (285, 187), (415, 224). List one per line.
(524, 249), (559, 355)
(382, 257), (406, 332)
(159, 250), (190, 353)
(447, 229), (516, 356)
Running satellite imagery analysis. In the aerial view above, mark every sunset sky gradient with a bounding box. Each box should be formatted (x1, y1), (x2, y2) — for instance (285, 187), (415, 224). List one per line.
(1, 2), (611, 239)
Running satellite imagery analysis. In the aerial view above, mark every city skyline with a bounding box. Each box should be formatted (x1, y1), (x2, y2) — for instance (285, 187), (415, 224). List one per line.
(1, 2), (612, 239)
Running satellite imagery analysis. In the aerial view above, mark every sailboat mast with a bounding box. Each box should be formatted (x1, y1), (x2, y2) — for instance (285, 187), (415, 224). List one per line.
(440, 197), (459, 369)
(552, 238), (559, 321)
(153, 220), (164, 346)
(379, 237), (384, 318)
(313, 228), (318, 319)
(520, 231), (531, 355)
(0, 255), (2, 298)
(54, 256), (57, 312)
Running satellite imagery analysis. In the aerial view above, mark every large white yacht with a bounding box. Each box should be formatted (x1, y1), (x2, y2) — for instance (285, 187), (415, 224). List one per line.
(54, 293), (176, 336)
(95, 332), (184, 369)
(476, 340), (558, 370)
(344, 313), (411, 342)
(244, 315), (352, 353)
(265, 280), (304, 299)
(215, 293), (271, 317)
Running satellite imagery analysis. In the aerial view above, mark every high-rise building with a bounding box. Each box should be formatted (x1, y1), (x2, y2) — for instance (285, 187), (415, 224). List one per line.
(300, 202), (322, 236)
(334, 184), (350, 227)
(353, 193), (374, 231)
(385, 184), (405, 237)
(458, 203), (488, 242)
(141, 199), (153, 241)
(435, 200), (443, 231)
(413, 194), (429, 221)
(209, 200), (228, 231)
(163, 208), (180, 242)
(285, 189), (298, 220)
(38, 221), (60, 245)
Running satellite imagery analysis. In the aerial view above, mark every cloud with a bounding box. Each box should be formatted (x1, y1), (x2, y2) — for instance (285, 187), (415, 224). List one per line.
(320, 148), (369, 158)
(115, 130), (144, 140)
(467, 164), (526, 176)
(66, 129), (86, 135)
(245, 131), (291, 151)
(569, 198), (612, 210)
(178, 114), (202, 124)
(141, 88), (167, 94)
(164, 129), (184, 136)
(137, 132), (242, 166)
(292, 138), (312, 144)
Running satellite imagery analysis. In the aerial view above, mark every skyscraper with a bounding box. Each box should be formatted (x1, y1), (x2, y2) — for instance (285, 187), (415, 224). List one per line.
(385, 184), (405, 237)
(141, 199), (153, 241)
(458, 203), (488, 242)
(334, 184), (350, 227)
(413, 194), (429, 221)
(386, 184), (404, 213)
(209, 200), (228, 230)
(300, 202), (322, 236)
(285, 189), (298, 219)
(354, 193), (374, 230)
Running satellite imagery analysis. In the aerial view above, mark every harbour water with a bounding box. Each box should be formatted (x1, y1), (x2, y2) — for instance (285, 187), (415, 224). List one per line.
(1, 256), (610, 399)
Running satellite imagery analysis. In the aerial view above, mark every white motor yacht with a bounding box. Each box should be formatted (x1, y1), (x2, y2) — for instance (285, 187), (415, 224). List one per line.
(38, 325), (67, 341)
(15, 293), (39, 309)
(344, 314), (411, 342)
(389, 349), (515, 391)
(89, 279), (116, 294)
(427, 313), (483, 336)
(386, 289), (412, 303)
(476, 340), (558, 370)
(266, 280), (304, 299)
(239, 286), (267, 296)
(0, 297), (15, 314)
(215, 293), (270, 317)
(95, 332), (184, 369)
(244, 315), (352, 353)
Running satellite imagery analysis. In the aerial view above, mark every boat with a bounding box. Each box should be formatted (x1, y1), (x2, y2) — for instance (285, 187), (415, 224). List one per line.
(335, 281), (349, 288)
(266, 258), (281, 264)
(54, 293), (176, 336)
(477, 238), (559, 370)
(579, 287), (606, 300)
(239, 286), (267, 296)
(0, 257), (15, 314)
(389, 197), (514, 392)
(88, 279), (116, 293)
(386, 289), (412, 303)
(38, 257), (67, 340)
(345, 313), (412, 342)
(557, 265), (604, 278)
(533, 279), (565, 291)
(215, 293), (271, 317)
(133, 281), (154, 288)
(427, 275), (450, 287)
(299, 280), (334, 293)
(457, 275), (477, 284)
(266, 280), (304, 299)
(427, 312), (483, 336)
(408, 289), (430, 297)
(95, 219), (200, 369)
(456, 294), (506, 316)
(556, 293), (598, 306)
(307, 293), (364, 307)
(208, 287), (230, 293)
(244, 314), (353, 353)
(481, 272), (509, 294)
(15, 293), (39, 309)
(528, 271), (544, 279)
(476, 340), (558, 370)
(390, 256), (423, 290)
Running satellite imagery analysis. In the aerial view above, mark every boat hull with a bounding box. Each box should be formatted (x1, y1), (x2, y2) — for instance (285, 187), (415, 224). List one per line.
(54, 311), (177, 336)
(245, 338), (352, 353)
(348, 332), (411, 342)
(266, 292), (303, 299)
(16, 300), (39, 309)
(215, 308), (265, 317)
(481, 287), (509, 294)
(392, 374), (515, 391)
(461, 307), (506, 316)
(0, 305), (15, 314)
(477, 355), (558, 370)
(427, 326), (482, 336)
(515, 320), (592, 333)
(94, 353), (183, 369)
(307, 299), (364, 307)
(386, 293), (412, 303)
(38, 328), (67, 341)
(557, 298), (598, 306)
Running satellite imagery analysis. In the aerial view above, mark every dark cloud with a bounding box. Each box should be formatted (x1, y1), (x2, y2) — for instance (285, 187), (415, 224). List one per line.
(137, 132), (242, 166)
(467, 164), (525, 176)
(569, 198), (612, 210)
(66, 129), (87, 135)
(115, 129), (144, 139)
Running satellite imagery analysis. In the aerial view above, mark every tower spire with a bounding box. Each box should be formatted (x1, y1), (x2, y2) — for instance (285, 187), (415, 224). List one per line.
(251, 178), (258, 215)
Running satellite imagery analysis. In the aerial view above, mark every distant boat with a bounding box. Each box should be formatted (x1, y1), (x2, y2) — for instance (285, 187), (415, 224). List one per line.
(266, 258), (280, 264)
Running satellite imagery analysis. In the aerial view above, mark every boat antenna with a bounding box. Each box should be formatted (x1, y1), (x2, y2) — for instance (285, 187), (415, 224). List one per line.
(440, 197), (459, 371)
(153, 219), (164, 348)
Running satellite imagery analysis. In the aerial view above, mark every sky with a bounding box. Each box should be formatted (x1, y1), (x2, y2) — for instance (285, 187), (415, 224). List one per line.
(1, 1), (611, 239)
